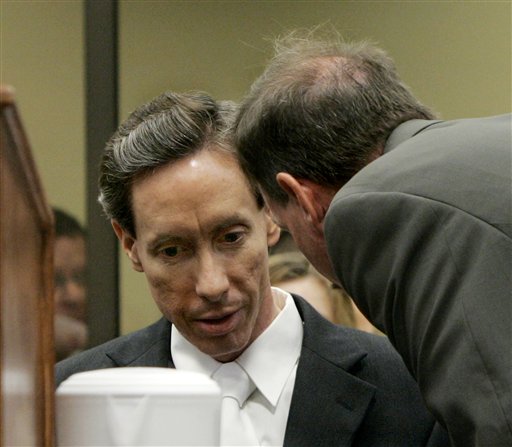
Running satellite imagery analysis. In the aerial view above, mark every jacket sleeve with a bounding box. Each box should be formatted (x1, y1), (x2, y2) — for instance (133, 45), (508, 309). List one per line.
(325, 190), (512, 446)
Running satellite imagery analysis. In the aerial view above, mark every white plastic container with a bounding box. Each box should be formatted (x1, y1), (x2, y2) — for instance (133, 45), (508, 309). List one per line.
(56, 367), (221, 446)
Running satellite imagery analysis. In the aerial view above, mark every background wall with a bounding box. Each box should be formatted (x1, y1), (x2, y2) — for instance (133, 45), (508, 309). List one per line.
(2, 1), (510, 335)
(118, 1), (511, 333)
(1, 0), (85, 222)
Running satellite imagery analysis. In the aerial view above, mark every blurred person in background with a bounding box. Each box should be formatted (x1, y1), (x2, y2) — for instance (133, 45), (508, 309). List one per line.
(53, 207), (88, 361)
(269, 250), (354, 327)
(270, 232), (380, 334)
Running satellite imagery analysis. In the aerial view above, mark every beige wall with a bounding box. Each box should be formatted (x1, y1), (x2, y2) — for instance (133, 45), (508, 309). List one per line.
(2, 1), (510, 334)
(1, 0), (85, 222)
(118, 1), (511, 334)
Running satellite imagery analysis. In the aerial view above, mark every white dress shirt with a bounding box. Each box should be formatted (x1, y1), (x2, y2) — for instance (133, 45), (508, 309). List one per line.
(171, 288), (303, 446)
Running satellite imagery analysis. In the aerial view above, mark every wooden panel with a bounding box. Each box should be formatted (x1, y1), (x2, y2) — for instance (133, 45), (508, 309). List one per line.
(0, 85), (54, 447)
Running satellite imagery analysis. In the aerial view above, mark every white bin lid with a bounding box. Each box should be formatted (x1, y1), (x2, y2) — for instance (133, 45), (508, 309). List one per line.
(57, 367), (220, 396)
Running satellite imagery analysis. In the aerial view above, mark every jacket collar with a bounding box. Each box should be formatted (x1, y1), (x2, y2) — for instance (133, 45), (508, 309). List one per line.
(384, 119), (442, 154)
(284, 295), (377, 446)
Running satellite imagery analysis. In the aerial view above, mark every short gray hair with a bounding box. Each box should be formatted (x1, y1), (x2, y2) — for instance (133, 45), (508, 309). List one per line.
(235, 30), (436, 204)
(99, 91), (257, 236)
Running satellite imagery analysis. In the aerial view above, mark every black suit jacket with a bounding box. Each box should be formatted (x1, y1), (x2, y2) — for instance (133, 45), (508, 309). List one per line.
(57, 295), (448, 446)
(325, 115), (512, 446)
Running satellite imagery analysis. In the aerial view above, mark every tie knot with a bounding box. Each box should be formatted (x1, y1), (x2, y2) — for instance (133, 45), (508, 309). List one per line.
(213, 362), (254, 408)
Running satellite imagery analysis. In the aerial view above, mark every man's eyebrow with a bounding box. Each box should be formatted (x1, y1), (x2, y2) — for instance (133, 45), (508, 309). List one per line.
(146, 214), (253, 251)
(210, 214), (253, 235)
(147, 235), (185, 252)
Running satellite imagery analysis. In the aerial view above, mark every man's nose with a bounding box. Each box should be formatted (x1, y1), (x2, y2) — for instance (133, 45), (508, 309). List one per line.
(195, 251), (229, 302)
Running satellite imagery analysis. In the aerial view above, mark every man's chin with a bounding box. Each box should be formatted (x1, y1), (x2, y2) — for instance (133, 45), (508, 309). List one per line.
(199, 338), (249, 364)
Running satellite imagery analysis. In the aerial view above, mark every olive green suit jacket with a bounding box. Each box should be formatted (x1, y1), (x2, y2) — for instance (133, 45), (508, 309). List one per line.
(325, 114), (512, 446)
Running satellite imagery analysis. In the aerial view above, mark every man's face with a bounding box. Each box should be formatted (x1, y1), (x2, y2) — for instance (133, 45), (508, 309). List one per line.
(265, 197), (337, 284)
(54, 235), (87, 321)
(119, 149), (280, 363)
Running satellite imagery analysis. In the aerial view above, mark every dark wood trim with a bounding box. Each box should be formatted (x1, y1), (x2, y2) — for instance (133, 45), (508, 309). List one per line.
(84, 0), (119, 346)
(1, 85), (55, 447)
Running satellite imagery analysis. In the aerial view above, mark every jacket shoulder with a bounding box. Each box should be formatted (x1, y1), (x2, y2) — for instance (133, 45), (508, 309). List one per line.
(55, 318), (170, 388)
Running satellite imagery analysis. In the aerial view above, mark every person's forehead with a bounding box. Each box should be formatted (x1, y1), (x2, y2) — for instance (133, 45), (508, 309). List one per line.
(133, 148), (249, 194)
(54, 236), (86, 269)
(131, 149), (262, 235)
(55, 235), (85, 253)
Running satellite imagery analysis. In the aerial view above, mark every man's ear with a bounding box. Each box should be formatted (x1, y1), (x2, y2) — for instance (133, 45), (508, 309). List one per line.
(264, 207), (281, 248)
(111, 220), (144, 272)
(276, 172), (328, 232)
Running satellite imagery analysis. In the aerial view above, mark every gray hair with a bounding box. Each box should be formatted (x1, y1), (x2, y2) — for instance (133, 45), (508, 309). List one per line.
(99, 91), (259, 236)
(235, 30), (437, 204)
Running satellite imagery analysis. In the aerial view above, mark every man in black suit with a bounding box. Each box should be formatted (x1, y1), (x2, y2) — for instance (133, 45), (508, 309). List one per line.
(57, 91), (447, 446)
(234, 32), (511, 446)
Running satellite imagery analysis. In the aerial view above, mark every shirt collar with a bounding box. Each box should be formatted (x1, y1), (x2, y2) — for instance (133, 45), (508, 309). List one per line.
(170, 288), (303, 407)
(171, 324), (219, 377)
(237, 288), (303, 407)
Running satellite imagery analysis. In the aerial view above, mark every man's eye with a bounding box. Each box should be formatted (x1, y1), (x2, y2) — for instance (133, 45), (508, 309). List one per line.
(223, 232), (243, 243)
(162, 246), (180, 257)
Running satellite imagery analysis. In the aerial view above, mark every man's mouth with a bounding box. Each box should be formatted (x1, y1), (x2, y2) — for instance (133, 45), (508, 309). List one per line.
(195, 309), (242, 336)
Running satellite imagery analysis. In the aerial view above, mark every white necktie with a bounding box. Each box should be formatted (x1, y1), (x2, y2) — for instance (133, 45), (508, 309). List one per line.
(213, 362), (259, 446)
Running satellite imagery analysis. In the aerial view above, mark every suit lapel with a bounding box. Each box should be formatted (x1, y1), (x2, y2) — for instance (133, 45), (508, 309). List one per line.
(105, 317), (173, 367)
(284, 296), (376, 447)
